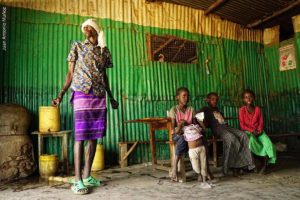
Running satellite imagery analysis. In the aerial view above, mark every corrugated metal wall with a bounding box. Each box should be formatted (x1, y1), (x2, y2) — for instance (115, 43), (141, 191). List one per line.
(0, 0), (263, 43)
(1, 5), (290, 166)
(264, 33), (300, 134)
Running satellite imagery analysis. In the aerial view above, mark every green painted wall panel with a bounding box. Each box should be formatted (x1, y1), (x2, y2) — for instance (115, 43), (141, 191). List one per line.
(264, 35), (300, 134)
(0, 6), (288, 165)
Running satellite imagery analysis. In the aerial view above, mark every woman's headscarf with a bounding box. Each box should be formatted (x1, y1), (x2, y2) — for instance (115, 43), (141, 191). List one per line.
(81, 18), (107, 50)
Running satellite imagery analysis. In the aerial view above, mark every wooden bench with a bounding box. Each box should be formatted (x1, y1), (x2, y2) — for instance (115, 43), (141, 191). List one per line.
(205, 133), (300, 168)
(268, 133), (300, 138)
(119, 133), (299, 182)
(207, 136), (223, 167)
(118, 137), (222, 183)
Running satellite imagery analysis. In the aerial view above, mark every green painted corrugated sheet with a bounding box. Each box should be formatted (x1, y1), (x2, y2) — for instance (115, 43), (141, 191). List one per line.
(263, 34), (300, 133)
(0, 6), (273, 165)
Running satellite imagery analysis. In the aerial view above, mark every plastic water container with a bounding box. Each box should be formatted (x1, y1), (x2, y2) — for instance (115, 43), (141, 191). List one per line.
(39, 106), (60, 132)
(39, 154), (59, 178)
(91, 144), (105, 171)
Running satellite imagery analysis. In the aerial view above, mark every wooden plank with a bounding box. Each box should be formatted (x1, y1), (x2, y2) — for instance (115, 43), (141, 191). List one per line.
(247, 0), (300, 28)
(120, 141), (139, 162)
(62, 133), (69, 174)
(269, 133), (300, 137)
(38, 135), (43, 157)
(154, 165), (170, 171)
(212, 136), (218, 167)
(119, 143), (128, 168)
(123, 117), (171, 124)
(153, 38), (174, 55)
(119, 140), (168, 145)
(150, 127), (157, 166)
(146, 34), (153, 61)
(205, 0), (228, 15)
(171, 41), (186, 62)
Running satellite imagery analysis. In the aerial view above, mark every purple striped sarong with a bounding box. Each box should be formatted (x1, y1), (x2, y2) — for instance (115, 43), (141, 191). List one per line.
(72, 91), (106, 141)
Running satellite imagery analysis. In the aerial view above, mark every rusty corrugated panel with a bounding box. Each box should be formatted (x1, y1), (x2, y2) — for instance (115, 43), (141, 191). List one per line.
(158, 0), (299, 27)
(162, 0), (214, 10)
(0, 0), (263, 42)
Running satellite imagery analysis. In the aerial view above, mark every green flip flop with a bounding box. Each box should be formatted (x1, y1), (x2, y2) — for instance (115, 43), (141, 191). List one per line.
(83, 176), (101, 187)
(71, 180), (89, 195)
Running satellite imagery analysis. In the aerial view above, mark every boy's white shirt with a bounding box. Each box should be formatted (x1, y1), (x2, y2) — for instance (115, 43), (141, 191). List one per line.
(195, 112), (205, 122)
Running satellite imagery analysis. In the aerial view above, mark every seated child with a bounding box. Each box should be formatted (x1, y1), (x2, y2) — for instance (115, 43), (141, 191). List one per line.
(197, 92), (255, 176)
(182, 124), (209, 183)
(169, 87), (193, 181)
(239, 89), (276, 174)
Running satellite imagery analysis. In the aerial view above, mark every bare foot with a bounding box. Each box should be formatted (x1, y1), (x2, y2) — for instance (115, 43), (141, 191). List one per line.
(197, 174), (203, 182)
(207, 172), (214, 180)
(170, 167), (178, 182)
(259, 163), (267, 175)
(259, 157), (268, 175)
(232, 169), (241, 177)
(202, 176), (207, 183)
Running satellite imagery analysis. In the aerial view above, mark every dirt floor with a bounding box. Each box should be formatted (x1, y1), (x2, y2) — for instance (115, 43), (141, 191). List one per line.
(0, 153), (300, 200)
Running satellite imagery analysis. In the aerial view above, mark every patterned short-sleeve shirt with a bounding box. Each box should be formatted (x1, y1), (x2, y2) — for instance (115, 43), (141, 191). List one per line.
(67, 39), (113, 96)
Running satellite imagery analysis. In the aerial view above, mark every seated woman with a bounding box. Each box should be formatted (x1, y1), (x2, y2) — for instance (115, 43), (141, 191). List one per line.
(197, 92), (255, 176)
(239, 89), (276, 174)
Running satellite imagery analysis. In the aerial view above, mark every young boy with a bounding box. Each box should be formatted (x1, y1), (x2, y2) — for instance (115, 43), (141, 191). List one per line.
(182, 123), (210, 183)
(197, 92), (255, 176)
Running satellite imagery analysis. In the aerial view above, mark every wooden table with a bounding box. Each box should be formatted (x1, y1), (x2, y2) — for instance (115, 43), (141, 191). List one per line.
(32, 130), (72, 174)
(124, 118), (173, 170)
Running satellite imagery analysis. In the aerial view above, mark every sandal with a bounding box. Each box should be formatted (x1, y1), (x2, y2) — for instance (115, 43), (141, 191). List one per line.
(68, 177), (75, 184)
(71, 180), (88, 195)
(83, 176), (101, 187)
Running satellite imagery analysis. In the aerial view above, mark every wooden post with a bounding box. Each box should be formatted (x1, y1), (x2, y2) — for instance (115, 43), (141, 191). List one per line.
(38, 135), (43, 157)
(149, 126), (157, 167)
(212, 136), (218, 167)
(119, 143), (128, 168)
(167, 120), (174, 164)
(205, 0), (227, 15)
(120, 141), (138, 162)
(62, 132), (69, 174)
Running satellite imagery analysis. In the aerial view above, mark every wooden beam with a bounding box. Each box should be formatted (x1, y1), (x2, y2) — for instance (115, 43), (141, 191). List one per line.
(153, 38), (174, 55)
(205, 0), (227, 15)
(171, 41), (186, 62)
(146, 34), (153, 61)
(120, 141), (138, 162)
(186, 56), (197, 63)
(146, 0), (160, 2)
(247, 0), (300, 28)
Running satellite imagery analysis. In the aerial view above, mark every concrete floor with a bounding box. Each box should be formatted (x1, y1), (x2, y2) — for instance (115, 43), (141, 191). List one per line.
(0, 153), (300, 200)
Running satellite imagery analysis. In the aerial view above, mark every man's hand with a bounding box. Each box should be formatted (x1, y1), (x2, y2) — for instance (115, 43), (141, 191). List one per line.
(110, 99), (119, 109)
